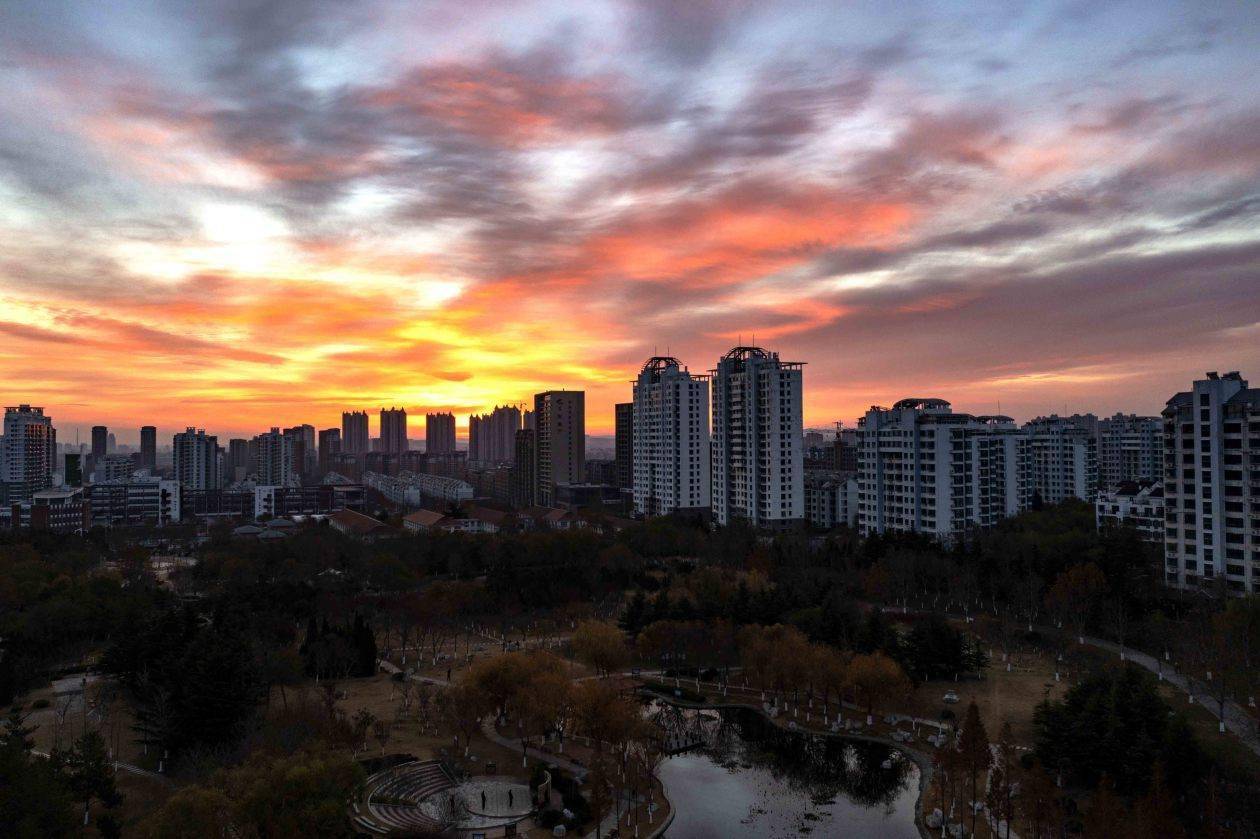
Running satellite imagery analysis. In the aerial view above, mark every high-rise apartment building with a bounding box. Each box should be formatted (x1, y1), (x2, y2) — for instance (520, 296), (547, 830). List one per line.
(631, 357), (709, 516)
(512, 429), (536, 508)
(1024, 416), (1097, 504)
(254, 428), (299, 487)
(226, 438), (250, 482)
(318, 427), (341, 472)
(468, 405), (522, 464)
(1097, 413), (1164, 491)
(173, 427), (220, 490)
(710, 346), (804, 527)
(1162, 371), (1260, 595)
(857, 400), (1028, 543)
(342, 411), (370, 456)
(426, 412), (456, 455)
(140, 425), (157, 471)
(614, 402), (634, 490)
(91, 425), (107, 461)
(2, 405), (56, 502)
(380, 408), (408, 455)
(282, 425), (314, 478)
(533, 391), (584, 507)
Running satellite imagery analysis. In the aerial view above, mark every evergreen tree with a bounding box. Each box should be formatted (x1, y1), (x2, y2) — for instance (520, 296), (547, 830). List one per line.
(957, 701), (990, 838)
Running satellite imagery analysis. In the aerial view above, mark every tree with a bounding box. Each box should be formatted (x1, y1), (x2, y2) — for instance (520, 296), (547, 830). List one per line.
(54, 731), (123, 828)
(956, 702), (989, 838)
(846, 652), (911, 725)
(1045, 563), (1106, 644)
(0, 713), (76, 837)
(571, 621), (628, 677)
(141, 749), (364, 838)
(351, 709), (376, 753)
(1083, 775), (1126, 838)
(438, 682), (489, 755)
(136, 786), (234, 839)
(1129, 764), (1186, 839)
(1034, 664), (1206, 797)
(986, 722), (1016, 839)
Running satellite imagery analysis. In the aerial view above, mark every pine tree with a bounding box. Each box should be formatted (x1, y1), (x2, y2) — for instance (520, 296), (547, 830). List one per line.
(957, 701), (990, 838)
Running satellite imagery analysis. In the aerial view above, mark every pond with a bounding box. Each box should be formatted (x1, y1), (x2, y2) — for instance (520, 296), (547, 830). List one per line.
(650, 702), (921, 838)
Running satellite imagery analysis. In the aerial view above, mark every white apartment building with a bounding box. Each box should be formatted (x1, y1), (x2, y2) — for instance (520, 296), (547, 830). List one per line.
(173, 427), (221, 490)
(1097, 413), (1164, 491)
(631, 356), (710, 516)
(253, 428), (299, 488)
(804, 471), (858, 530)
(710, 346), (804, 527)
(1162, 371), (1260, 595)
(363, 470), (474, 506)
(85, 477), (182, 527)
(1095, 481), (1164, 543)
(1024, 416), (1097, 504)
(858, 400), (1028, 543)
(2, 404), (56, 502)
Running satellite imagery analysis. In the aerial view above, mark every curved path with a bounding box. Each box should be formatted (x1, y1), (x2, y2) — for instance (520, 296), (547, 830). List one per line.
(875, 606), (1260, 757)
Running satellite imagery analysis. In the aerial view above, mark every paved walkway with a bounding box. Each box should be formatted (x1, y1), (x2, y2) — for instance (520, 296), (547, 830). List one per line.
(877, 607), (1260, 757)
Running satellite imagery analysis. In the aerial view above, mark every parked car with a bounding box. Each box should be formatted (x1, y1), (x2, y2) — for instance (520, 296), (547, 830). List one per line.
(942, 691), (960, 704)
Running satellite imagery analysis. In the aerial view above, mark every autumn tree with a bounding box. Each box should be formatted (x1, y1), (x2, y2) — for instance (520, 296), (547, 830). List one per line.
(437, 682), (490, 755)
(1046, 563), (1106, 644)
(571, 621), (629, 677)
(846, 651), (911, 725)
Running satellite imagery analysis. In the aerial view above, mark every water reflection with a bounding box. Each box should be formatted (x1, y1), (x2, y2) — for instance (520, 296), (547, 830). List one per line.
(649, 701), (920, 838)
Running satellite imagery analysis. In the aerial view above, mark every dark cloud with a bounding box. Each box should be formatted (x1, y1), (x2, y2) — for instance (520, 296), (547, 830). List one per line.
(626, 0), (756, 67)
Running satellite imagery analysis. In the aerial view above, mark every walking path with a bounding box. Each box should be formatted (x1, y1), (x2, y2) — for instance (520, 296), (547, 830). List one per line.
(878, 606), (1260, 757)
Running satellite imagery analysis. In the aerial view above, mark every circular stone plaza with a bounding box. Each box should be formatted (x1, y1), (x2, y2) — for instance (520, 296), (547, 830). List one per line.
(353, 760), (534, 837)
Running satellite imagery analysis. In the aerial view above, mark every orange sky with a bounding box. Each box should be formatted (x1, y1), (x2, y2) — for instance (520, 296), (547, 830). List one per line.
(2, 2), (1259, 444)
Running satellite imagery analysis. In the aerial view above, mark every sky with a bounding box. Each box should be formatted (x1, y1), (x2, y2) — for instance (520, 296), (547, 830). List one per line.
(1, 1), (1259, 443)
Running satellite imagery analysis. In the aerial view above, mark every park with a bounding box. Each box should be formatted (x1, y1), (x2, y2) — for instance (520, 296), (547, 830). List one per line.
(2, 500), (1260, 837)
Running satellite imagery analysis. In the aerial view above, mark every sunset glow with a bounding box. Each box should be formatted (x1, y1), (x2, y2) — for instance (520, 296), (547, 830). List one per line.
(2, 2), (1259, 442)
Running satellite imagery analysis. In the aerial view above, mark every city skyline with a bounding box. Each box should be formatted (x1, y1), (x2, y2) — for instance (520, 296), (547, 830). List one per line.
(3, 2), (1260, 438)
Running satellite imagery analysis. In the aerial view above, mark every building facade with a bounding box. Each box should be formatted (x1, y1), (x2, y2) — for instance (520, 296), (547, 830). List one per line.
(140, 425), (157, 471)
(1097, 413), (1164, 491)
(426, 412), (457, 455)
(857, 400), (1028, 543)
(468, 405), (521, 464)
(804, 471), (859, 530)
(1096, 481), (1164, 543)
(173, 427), (221, 490)
(631, 356), (710, 517)
(2, 405), (56, 502)
(85, 478), (181, 528)
(1024, 416), (1098, 504)
(1162, 371), (1260, 594)
(253, 428), (298, 488)
(614, 402), (634, 490)
(380, 408), (408, 455)
(342, 411), (370, 456)
(533, 391), (585, 508)
(710, 347), (804, 527)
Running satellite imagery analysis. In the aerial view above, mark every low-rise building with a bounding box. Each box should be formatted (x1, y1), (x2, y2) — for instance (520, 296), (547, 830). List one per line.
(364, 470), (474, 506)
(85, 478), (181, 528)
(328, 508), (396, 541)
(1095, 481), (1164, 543)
